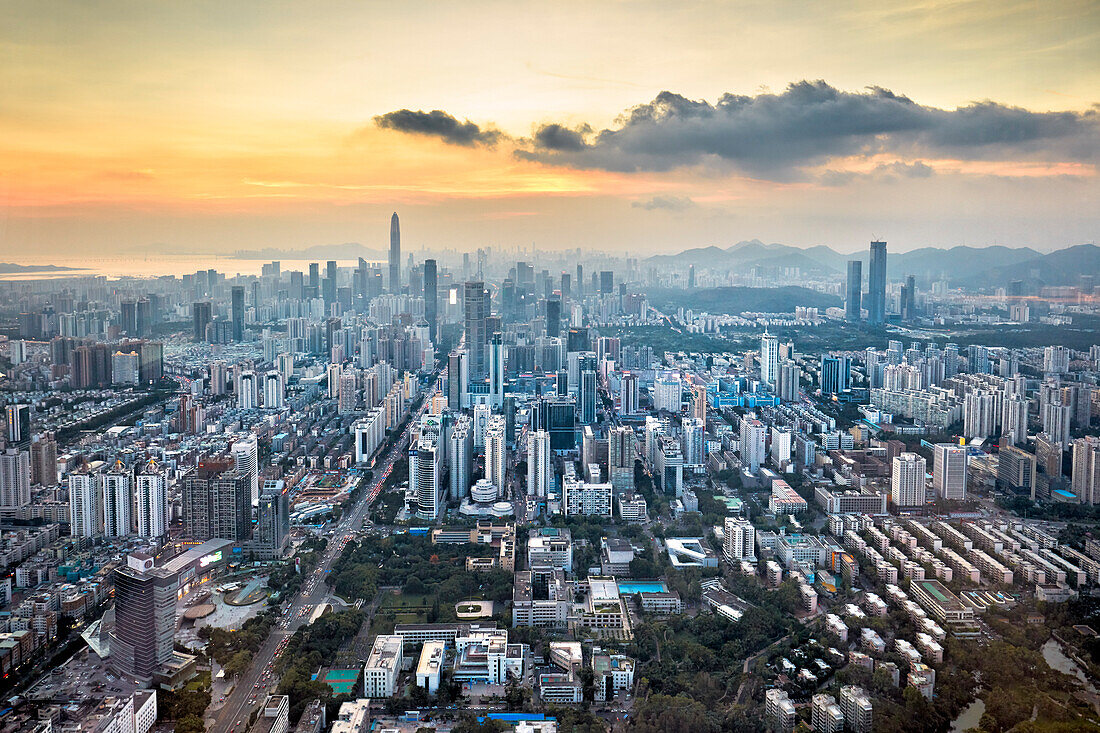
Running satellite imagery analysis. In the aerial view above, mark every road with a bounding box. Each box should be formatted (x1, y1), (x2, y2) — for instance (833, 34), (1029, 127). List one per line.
(207, 380), (436, 733)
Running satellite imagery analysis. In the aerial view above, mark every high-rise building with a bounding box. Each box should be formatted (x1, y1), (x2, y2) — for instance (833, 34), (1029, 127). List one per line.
(69, 470), (103, 537)
(820, 356), (851, 395)
(1071, 437), (1100, 505)
(868, 240), (887, 325)
(528, 429), (552, 497)
(844, 260), (862, 321)
(449, 416), (473, 501)
(997, 446), (1037, 499)
(579, 369), (597, 425)
(1, 446), (31, 512)
(255, 480), (290, 558)
(191, 301), (212, 342)
(739, 418), (766, 473)
(682, 417), (705, 466)
(423, 259), (438, 342)
(231, 285), (245, 342)
(135, 469), (167, 539)
(103, 470), (132, 537)
(489, 332), (505, 409)
(608, 425), (634, 494)
(232, 436), (260, 505)
(653, 375), (682, 413)
(110, 553), (177, 680)
(464, 281), (488, 380)
(1042, 400), (1072, 446)
(1001, 393), (1029, 446)
(182, 463), (252, 541)
(263, 370), (285, 409)
(485, 416), (507, 499)
(389, 212), (401, 293)
(723, 517), (756, 562)
(5, 404), (30, 447)
(410, 436), (442, 519)
(619, 372), (639, 415)
(760, 330), (779, 386)
(777, 362), (801, 402)
(29, 433), (57, 487)
(891, 452), (926, 507)
(546, 296), (561, 339)
(839, 686), (873, 733)
(932, 444), (968, 501)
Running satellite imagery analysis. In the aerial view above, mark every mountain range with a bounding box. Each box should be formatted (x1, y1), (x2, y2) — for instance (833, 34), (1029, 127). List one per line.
(233, 243), (388, 261)
(646, 240), (1100, 288)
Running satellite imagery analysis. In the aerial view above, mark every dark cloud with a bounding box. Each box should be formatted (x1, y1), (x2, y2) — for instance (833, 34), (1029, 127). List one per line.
(532, 123), (589, 151)
(818, 160), (936, 186)
(631, 195), (695, 211)
(515, 81), (1099, 179)
(373, 109), (501, 147)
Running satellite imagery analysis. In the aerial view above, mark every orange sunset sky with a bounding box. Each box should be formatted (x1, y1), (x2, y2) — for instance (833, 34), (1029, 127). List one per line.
(1, 0), (1097, 259)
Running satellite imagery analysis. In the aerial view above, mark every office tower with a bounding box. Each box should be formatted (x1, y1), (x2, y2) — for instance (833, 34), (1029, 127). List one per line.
(210, 360), (228, 396)
(760, 330), (779, 386)
(29, 433), (57, 486)
(599, 271), (613, 295)
(1042, 400), (1072, 446)
(653, 375), (682, 413)
(119, 299), (137, 335)
(69, 470), (102, 537)
(739, 418), (766, 473)
(464, 281), (488, 379)
(657, 437), (684, 496)
(449, 416), (473, 501)
(681, 417), (705, 465)
(868, 240), (887, 325)
(608, 425), (634, 494)
(1071, 437), (1100, 505)
(902, 274), (916, 321)
(237, 370), (258, 409)
(231, 285), (245, 342)
(691, 383), (707, 420)
(777, 362), (801, 402)
(845, 260), (862, 321)
(528, 429), (551, 497)
(563, 474), (612, 516)
(1001, 393), (1029, 446)
(232, 435), (260, 505)
(323, 260), (337, 305)
(998, 446), (1037, 499)
(932, 444), (968, 500)
(545, 296), (561, 339)
(619, 372), (639, 415)
(308, 262), (320, 293)
(110, 553), (177, 679)
(263, 370), (285, 409)
(447, 350), (465, 409)
(5, 404), (30, 447)
(485, 416), (506, 499)
(579, 369), (597, 425)
(891, 452), (926, 507)
(687, 264), (695, 289)
(389, 212), (401, 293)
(192, 302), (212, 341)
(489, 332), (505, 408)
(410, 436), (442, 519)
(723, 517), (756, 562)
(183, 465), (252, 541)
(423, 259), (438, 342)
(103, 470), (132, 537)
(256, 481), (291, 558)
(135, 469), (167, 538)
(820, 355), (851, 395)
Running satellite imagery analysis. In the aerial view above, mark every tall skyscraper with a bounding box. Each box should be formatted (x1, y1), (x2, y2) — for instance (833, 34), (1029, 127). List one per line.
(546, 296), (561, 338)
(845, 260), (862, 322)
(231, 285), (245, 342)
(1071, 437), (1100, 505)
(485, 416), (506, 499)
(135, 468), (167, 539)
(489, 332), (504, 408)
(891, 452), (926, 507)
(192, 301), (212, 341)
(103, 470), (132, 537)
(68, 470), (102, 537)
(423, 259), (438, 342)
(389, 212), (401, 293)
(449, 415), (473, 500)
(579, 369), (597, 425)
(760, 330), (779, 386)
(528, 429), (551, 497)
(932, 444), (968, 501)
(232, 435), (260, 504)
(464, 281), (488, 380)
(111, 553), (177, 680)
(868, 240), (887, 325)
(0, 448), (31, 512)
(410, 436), (442, 519)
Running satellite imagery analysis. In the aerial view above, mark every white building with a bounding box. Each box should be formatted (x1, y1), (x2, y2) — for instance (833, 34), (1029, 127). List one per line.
(932, 444), (968, 501)
(363, 635), (403, 697)
(723, 517), (756, 563)
(528, 429), (552, 498)
(69, 471), (103, 537)
(760, 331), (779, 386)
(102, 470), (132, 537)
(485, 416), (507, 499)
(135, 469), (167, 539)
(653, 375), (682, 413)
(892, 452), (927, 507)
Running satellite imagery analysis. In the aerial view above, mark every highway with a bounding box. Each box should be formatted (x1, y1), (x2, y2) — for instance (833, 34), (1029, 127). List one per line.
(207, 379), (436, 733)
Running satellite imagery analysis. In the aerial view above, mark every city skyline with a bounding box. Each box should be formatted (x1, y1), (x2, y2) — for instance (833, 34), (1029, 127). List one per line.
(1, 0), (1098, 259)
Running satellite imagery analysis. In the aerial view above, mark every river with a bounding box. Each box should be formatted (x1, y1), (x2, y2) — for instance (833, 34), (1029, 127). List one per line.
(1042, 637), (1097, 694)
(950, 698), (985, 732)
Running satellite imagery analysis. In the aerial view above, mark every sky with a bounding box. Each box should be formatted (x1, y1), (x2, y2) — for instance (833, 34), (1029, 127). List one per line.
(0, 0), (1097, 260)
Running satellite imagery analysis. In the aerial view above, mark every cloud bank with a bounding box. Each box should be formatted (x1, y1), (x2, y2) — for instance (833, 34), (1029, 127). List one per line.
(375, 81), (1098, 180)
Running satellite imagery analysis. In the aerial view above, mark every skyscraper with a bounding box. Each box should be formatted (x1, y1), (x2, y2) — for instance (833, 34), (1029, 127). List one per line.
(868, 240), (887, 325)
(135, 468), (167, 539)
(892, 452), (926, 507)
(423, 259), (438, 342)
(191, 301), (212, 341)
(111, 553), (177, 680)
(464, 281), (488, 380)
(932, 444), (968, 501)
(528, 429), (551, 497)
(760, 330), (779, 386)
(389, 212), (401, 293)
(0, 448), (30, 512)
(489, 332), (504, 408)
(546, 296), (561, 338)
(485, 416), (506, 499)
(845, 260), (862, 322)
(231, 285), (245, 342)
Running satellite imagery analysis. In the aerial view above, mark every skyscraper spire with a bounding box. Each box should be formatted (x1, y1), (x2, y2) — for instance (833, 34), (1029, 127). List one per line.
(389, 212), (401, 294)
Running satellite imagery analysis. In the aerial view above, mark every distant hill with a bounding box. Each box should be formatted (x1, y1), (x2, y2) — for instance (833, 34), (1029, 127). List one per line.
(234, 242), (387, 260)
(644, 241), (1087, 286)
(0, 263), (82, 273)
(647, 285), (841, 315)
